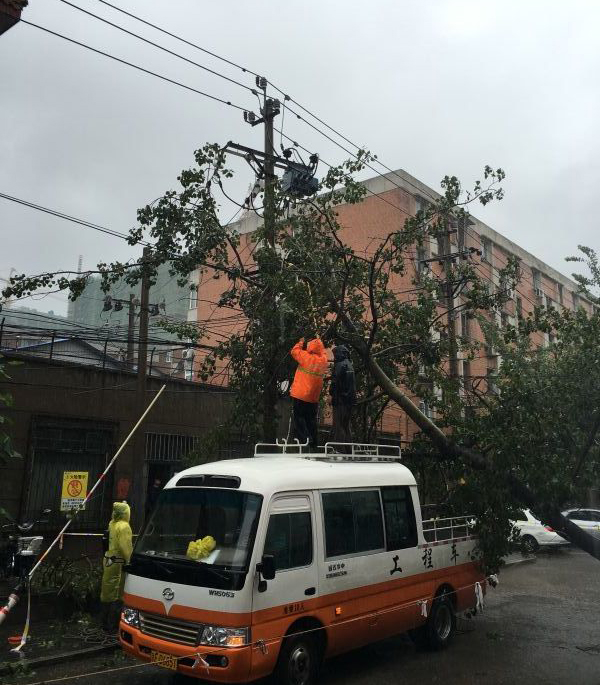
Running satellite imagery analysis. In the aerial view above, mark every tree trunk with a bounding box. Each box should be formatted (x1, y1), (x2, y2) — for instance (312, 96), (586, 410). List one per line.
(366, 357), (600, 561)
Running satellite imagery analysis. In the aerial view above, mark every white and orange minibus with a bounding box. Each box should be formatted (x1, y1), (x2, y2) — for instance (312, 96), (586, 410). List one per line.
(120, 442), (485, 684)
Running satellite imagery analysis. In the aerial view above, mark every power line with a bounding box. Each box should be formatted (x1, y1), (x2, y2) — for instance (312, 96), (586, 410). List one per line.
(90, 0), (430, 200)
(93, 0), (260, 79)
(0, 191), (132, 241)
(19, 19), (250, 112)
(57, 0), (257, 95)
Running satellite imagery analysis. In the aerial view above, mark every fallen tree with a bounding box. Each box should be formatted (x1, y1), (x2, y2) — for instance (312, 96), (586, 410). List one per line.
(4, 146), (599, 567)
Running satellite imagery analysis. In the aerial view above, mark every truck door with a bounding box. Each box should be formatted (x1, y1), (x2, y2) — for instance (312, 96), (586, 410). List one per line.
(252, 493), (318, 635)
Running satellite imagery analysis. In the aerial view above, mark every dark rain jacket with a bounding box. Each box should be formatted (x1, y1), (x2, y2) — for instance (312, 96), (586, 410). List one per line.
(330, 345), (356, 407)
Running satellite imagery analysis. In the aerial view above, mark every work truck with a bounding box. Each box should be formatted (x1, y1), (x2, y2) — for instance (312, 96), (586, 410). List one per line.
(119, 442), (485, 684)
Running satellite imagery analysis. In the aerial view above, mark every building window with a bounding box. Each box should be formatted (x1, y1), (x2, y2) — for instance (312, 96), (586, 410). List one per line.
(457, 217), (466, 250)
(419, 400), (433, 418)
(557, 283), (563, 305)
(416, 245), (428, 276)
(460, 312), (470, 338)
(501, 311), (509, 328)
(381, 487), (417, 550)
(415, 195), (429, 215)
(436, 234), (445, 257)
(264, 511), (312, 571)
(516, 296), (523, 318)
(322, 490), (384, 559)
(481, 237), (492, 264)
(188, 286), (198, 310)
(487, 368), (499, 394)
(462, 360), (471, 390)
(572, 293), (580, 311)
(165, 349), (173, 364)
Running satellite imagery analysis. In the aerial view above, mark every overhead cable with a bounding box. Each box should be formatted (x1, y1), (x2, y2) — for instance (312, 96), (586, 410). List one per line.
(57, 0), (256, 95)
(19, 19), (249, 112)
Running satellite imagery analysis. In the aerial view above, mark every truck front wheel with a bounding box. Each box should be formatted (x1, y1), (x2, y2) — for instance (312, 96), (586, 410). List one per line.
(274, 634), (319, 685)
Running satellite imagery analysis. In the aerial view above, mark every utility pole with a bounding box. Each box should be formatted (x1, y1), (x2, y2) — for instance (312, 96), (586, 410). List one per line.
(442, 220), (459, 383)
(227, 79), (318, 442)
(419, 218), (480, 391)
(137, 247), (151, 402)
(127, 293), (136, 368)
(260, 84), (280, 441)
(262, 93), (277, 250)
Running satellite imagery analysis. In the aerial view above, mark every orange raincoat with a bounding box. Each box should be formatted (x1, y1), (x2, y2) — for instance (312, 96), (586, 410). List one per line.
(290, 338), (328, 403)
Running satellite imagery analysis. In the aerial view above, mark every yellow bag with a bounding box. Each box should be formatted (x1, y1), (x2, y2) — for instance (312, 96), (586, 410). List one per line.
(186, 535), (216, 560)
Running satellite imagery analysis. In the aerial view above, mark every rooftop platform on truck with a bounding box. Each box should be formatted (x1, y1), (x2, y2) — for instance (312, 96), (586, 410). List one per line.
(166, 441), (416, 496)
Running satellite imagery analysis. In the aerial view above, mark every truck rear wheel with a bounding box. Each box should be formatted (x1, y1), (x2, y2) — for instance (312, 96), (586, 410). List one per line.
(274, 633), (319, 685)
(410, 591), (456, 650)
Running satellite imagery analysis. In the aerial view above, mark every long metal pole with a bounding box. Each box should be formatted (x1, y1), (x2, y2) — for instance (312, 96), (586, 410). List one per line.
(28, 384), (167, 579)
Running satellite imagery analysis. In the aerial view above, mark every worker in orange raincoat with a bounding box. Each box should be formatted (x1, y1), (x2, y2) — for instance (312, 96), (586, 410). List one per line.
(290, 338), (328, 448)
(100, 501), (133, 632)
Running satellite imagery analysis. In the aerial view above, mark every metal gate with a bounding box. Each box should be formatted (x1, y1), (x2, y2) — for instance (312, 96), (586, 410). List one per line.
(25, 417), (116, 532)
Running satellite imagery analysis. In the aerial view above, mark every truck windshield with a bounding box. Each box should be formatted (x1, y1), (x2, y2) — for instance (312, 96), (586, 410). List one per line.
(136, 488), (262, 570)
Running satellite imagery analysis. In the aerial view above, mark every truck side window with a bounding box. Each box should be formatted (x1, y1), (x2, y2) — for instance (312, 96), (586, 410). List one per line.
(382, 486), (417, 550)
(322, 490), (384, 558)
(264, 512), (312, 571)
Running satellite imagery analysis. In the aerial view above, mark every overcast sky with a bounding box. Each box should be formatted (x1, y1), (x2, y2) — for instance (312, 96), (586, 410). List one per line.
(1, 0), (599, 316)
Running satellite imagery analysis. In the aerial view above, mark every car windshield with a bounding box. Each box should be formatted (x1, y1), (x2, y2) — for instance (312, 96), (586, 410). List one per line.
(136, 488), (262, 570)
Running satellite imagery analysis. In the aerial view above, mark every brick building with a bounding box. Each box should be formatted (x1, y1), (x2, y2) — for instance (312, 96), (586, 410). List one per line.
(189, 168), (592, 444)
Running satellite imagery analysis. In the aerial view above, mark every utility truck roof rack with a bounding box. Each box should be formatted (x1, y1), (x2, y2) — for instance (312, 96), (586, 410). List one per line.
(254, 440), (402, 462)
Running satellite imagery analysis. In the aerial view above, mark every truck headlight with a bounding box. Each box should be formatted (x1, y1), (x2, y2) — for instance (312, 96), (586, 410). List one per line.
(200, 625), (249, 647)
(122, 607), (140, 628)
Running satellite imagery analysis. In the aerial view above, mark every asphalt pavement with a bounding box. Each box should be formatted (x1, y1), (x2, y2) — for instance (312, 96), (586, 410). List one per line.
(3, 547), (599, 685)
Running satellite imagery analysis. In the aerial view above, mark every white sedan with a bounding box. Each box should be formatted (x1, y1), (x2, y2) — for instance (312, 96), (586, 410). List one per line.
(561, 508), (600, 533)
(513, 509), (569, 553)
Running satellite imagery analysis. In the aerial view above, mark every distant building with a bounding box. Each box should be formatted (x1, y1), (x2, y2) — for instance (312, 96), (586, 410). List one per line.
(67, 260), (193, 379)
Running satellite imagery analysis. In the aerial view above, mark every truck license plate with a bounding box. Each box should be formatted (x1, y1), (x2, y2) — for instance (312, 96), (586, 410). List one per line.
(150, 650), (178, 671)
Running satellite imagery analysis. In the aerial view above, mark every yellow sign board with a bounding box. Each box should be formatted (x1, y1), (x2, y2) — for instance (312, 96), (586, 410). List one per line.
(60, 471), (89, 512)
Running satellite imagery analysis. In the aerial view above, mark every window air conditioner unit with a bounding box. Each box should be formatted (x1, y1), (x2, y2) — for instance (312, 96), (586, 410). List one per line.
(534, 287), (544, 298)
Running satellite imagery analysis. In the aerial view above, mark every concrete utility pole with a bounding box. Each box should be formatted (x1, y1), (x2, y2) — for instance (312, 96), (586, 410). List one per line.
(127, 293), (136, 368)
(137, 248), (151, 405)
(226, 81), (318, 441)
(419, 218), (479, 391)
(262, 94), (277, 250)
(442, 221), (459, 383)
(259, 82), (281, 441)
(130, 247), (151, 530)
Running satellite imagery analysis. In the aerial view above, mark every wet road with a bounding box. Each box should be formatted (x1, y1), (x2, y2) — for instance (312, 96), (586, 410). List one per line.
(5, 548), (600, 685)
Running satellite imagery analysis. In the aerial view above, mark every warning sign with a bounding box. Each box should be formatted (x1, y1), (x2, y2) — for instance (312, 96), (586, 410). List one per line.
(61, 471), (89, 512)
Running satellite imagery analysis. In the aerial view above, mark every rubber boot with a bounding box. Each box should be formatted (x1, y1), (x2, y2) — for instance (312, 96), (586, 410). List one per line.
(100, 601), (111, 632)
(108, 601), (122, 634)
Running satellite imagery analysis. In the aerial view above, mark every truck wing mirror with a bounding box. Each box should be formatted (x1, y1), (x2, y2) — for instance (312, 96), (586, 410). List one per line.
(258, 554), (276, 581)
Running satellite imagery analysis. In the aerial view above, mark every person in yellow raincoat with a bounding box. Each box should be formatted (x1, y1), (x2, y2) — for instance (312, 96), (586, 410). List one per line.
(100, 501), (133, 631)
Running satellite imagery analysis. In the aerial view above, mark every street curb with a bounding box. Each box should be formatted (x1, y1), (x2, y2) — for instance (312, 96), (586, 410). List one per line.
(0, 641), (119, 677)
(504, 555), (537, 567)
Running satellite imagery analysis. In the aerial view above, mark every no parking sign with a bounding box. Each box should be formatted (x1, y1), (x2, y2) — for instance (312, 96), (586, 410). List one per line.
(60, 471), (89, 511)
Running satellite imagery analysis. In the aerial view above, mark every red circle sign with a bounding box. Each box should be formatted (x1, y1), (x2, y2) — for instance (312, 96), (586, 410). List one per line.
(67, 480), (82, 497)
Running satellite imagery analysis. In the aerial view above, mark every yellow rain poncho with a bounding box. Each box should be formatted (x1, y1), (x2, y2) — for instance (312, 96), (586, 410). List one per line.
(100, 501), (133, 603)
